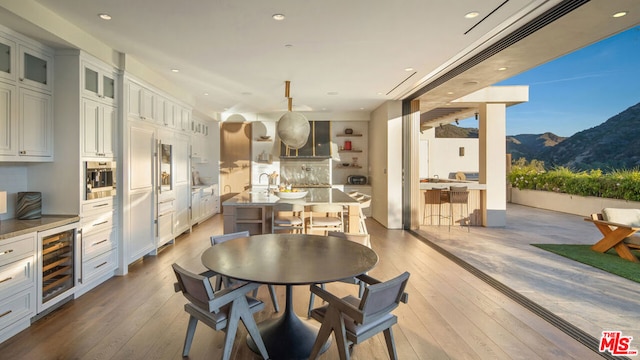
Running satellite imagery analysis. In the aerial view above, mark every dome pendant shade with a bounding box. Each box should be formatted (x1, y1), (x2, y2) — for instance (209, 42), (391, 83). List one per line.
(277, 111), (310, 149)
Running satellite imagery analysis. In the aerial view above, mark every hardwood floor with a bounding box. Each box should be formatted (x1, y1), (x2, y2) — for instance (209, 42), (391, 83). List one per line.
(0, 213), (603, 359)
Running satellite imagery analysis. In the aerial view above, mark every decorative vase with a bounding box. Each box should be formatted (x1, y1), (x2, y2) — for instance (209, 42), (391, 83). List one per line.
(344, 128), (353, 134)
(17, 192), (42, 219)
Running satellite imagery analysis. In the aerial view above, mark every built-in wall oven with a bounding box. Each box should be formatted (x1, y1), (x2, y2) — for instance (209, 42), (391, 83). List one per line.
(85, 161), (116, 200)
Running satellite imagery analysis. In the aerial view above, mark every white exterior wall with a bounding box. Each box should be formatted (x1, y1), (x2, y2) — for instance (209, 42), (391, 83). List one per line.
(423, 138), (479, 180)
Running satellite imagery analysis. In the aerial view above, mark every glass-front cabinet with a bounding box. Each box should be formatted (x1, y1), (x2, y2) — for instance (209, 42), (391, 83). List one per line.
(19, 45), (53, 92)
(160, 143), (173, 192)
(83, 62), (115, 103)
(0, 34), (15, 82)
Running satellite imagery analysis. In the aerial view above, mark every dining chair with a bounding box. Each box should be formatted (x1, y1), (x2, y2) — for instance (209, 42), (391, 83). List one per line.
(448, 185), (470, 232)
(348, 192), (371, 234)
(211, 231), (280, 312)
(271, 202), (305, 234)
(307, 204), (344, 235)
(172, 263), (269, 360)
(307, 231), (371, 317)
(308, 271), (410, 360)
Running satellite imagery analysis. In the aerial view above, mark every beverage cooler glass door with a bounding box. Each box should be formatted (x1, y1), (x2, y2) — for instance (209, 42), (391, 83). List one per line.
(160, 143), (172, 192)
(37, 222), (79, 314)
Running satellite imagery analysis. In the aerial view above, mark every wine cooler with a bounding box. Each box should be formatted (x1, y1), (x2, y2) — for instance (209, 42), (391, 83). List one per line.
(37, 222), (78, 314)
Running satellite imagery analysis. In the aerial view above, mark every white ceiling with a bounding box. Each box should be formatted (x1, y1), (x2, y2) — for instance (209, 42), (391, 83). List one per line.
(1, 0), (639, 120)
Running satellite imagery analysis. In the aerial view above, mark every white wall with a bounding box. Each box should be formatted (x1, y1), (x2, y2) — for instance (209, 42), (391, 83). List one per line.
(0, 165), (29, 220)
(370, 100), (403, 229)
(426, 138), (479, 179)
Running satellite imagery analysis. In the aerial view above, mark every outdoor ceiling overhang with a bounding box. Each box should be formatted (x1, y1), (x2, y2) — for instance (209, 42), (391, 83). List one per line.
(420, 86), (529, 128)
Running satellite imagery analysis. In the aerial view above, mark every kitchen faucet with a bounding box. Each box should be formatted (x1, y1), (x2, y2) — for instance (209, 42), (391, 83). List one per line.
(259, 173), (270, 193)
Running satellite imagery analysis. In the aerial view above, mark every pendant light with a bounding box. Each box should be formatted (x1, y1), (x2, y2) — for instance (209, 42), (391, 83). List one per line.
(277, 81), (310, 149)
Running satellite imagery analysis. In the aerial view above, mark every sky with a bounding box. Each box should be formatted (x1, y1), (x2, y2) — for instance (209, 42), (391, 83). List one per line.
(458, 25), (640, 137)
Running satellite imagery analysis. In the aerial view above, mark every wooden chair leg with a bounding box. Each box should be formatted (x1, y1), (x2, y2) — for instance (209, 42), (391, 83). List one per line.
(308, 283), (326, 317)
(332, 310), (351, 360)
(182, 315), (198, 357)
(267, 285), (280, 312)
(222, 304), (241, 360)
(237, 299), (269, 359)
(308, 312), (336, 360)
(383, 327), (398, 360)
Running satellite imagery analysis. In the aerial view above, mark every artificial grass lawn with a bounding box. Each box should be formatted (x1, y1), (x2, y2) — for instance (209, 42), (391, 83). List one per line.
(532, 244), (640, 284)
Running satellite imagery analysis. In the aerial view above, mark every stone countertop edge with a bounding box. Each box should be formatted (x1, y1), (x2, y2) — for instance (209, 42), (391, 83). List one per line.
(0, 215), (81, 240)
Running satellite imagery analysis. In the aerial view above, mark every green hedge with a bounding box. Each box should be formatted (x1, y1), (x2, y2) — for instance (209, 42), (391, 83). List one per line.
(508, 160), (640, 202)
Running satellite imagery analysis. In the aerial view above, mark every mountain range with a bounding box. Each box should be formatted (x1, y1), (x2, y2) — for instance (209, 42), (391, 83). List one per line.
(435, 101), (640, 171)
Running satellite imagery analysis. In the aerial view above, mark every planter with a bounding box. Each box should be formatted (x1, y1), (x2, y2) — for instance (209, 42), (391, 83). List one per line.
(510, 188), (640, 216)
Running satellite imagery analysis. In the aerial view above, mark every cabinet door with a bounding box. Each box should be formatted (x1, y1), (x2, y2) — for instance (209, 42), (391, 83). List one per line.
(18, 88), (52, 157)
(82, 98), (100, 157)
(140, 88), (155, 122)
(101, 105), (116, 157)
(102, 72), (115, 102)
(18, 45), (52, 92)
(127, 81), (142, 119)
(180, 107), (191, 131)
(0, 34), (16, 82)
(0, 82), (16, 156)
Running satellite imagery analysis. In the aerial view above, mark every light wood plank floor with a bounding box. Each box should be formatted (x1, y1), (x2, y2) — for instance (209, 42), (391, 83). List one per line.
(0, 211), (605, 359)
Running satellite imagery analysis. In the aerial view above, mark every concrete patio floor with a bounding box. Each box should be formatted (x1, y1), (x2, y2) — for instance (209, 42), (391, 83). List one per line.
(415, 203), (640, 346)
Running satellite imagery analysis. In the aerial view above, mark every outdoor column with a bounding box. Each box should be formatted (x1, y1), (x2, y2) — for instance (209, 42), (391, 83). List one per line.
(479, 103), (507, 226)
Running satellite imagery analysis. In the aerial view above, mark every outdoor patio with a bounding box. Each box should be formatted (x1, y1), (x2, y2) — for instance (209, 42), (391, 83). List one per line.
(416, 203), (640, 344)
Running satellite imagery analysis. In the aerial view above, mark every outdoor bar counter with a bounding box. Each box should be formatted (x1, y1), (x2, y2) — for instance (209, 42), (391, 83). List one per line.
(222, 188), (360, 234)
(420, 180), (486, 226)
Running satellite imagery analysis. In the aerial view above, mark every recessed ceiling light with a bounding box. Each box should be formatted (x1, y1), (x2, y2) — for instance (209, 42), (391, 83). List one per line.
(612, 11), (628, 18)
(327, 91), (339, 96)
(498, 67), (507, 71)
(463, 80), (479, 86)
(203, 92), (209, 96)
(377, 92), (383, 95)
(284, 44), (293, 48)
(360, 108), (365, 110)
(447, 91), (454, 95)
(272, 14), (285, 21)
(404, 67), (414, 72)
(98, 13), (112, 20)
(241, 92), (252, 95)
(171, 69), (179, 73)
(465, 11), (480, 19)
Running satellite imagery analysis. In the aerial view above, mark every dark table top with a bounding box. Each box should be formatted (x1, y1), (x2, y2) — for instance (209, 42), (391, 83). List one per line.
(201, 233), (378, 285)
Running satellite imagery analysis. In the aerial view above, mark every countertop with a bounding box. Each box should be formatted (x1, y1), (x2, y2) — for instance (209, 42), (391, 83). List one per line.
(223, 188), (359, 206)
(0, 215), (81, 240)
(420, 181), (486, 190)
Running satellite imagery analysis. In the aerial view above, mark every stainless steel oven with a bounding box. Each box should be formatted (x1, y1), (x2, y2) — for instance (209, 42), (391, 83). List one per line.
(85, 161), (116, 200)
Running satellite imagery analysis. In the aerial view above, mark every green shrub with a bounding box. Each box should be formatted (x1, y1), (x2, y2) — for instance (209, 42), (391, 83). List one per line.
(508, 160), (640, 201)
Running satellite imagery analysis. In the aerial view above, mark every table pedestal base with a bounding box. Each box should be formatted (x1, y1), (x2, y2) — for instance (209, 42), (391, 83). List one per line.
(247, 285), (330, 359)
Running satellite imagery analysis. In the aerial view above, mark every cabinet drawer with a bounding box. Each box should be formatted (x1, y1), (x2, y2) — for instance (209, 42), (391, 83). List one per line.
(0, 256), (35, 294)
(0, 289), (34, 333)
(82, 198), (114, 215)
(0, 234), (35, 267)
(158, 200), (174, 215)
(82, 248), (117, 282)
(82, 228), (116, 259)
(82, 211), (116, 236)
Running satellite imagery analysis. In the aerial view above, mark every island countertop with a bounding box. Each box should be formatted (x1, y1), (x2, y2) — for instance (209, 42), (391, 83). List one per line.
(222, 188), (359, 206)
(0, 215), (81, 240)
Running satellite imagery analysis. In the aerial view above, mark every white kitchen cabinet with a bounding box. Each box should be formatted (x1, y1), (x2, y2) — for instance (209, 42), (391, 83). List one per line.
(191, 190), (201, 225)
(18, 87), (52, 158)
(0, 82), (16, 156)
(0, 34), (16, 82)
(81, 98), (116, 158)
(127, 80), (156, 123)
(82, 61), (116, 104)
(180, 107), (191, 131)
(18, 44), (52, 92)
(0, 232), (36, 344)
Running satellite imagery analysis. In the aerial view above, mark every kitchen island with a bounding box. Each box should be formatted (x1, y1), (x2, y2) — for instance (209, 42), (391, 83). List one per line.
(420, 180), (486, 226)
(222, 188), (360, 234)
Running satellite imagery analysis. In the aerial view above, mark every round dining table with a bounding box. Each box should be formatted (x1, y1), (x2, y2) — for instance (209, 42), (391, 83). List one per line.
(201, 233), (379, 360)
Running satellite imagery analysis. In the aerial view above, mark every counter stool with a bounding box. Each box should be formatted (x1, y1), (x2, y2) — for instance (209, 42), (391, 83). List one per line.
(448, 186), (470, 232)
(307, 204), (344, 234)
(423, 187), (448, 225)
(272, 202), (305, 234)
(347, 192), (371, 234)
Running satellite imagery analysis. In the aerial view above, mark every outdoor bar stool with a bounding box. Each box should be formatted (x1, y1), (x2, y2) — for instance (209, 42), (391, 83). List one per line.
(448, 185), (470, 232)
(423, 187), (448, 225)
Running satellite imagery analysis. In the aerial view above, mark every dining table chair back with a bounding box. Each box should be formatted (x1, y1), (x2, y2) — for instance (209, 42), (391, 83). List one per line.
(307, 203), (344, 234)
(308, 271), (410, 360)
(272, 202), (305, 234)
(172, 263), (269, 360)
(210, 231), (280, 312)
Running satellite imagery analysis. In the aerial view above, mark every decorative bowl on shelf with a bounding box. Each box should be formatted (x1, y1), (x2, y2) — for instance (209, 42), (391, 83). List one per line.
(344, 128), (353, 134)
(342, 163), (350, 167)
(259, 135), (271, 140)
(274, 190), (308, 199)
